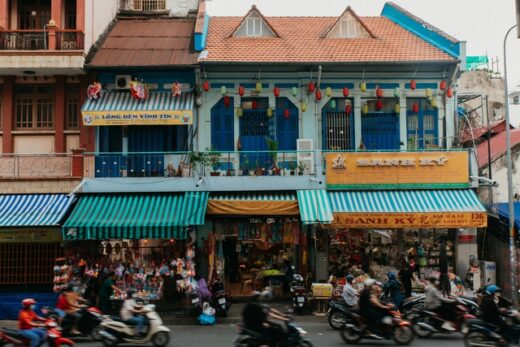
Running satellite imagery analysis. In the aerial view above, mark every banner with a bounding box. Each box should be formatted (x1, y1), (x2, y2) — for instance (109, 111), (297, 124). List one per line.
(82, 110), (193, 126)
(0, 229), (62, 243)
(326, 151), (469, 189)
(333, 212), (487, 228)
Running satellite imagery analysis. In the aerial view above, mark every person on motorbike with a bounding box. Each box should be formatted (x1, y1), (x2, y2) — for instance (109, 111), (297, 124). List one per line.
(480, 285), (520, 343)
(242, 301), (289, 346)
(384, 272), (405, 309)
(120, 289), (146, 336)
(341, 275), (358, 308)
(424, 276), (456, 331)
(56, 285), (83, 335)
(18, 298), (47, 347)
(359, 279), (394, 339)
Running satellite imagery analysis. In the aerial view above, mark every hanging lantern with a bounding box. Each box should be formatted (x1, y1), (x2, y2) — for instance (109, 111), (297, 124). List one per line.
(223, 95), (230, 108)
(238, 85), (245, 97)
(308, 81), (315, 93)
(343, 87), (350, 97)
(284, 109), (290, 119)
(430, 97), (437, 108)
(329, 99), (336, 110)
(266, 108), (273, 117)
(360, 81), (367, 92)
(412, 102), (419, 113)
(220, 85), (227, 95)
(255, 82), (262, 92)
(315, 89), (322, 101)
(362, 103), (369, 114)
(447, 87), (453, 98)
(440, 80), (447, 91)
(376, 87), (384, 98)
(273, 86), (280, 97)
(394, 103), (401, 114)
(252, 100), (258, 109)
(376, 99), (384, 111)
(345, 103), (352, 115)
(195, 97), (203, 107)
(325, 86), (332, 97)
(393, 87), (400, 98)
(410, 79), (417, 90)
(291, 86), (298, 97)
(202, 81), (210, 92)
(236, 107), (243, 117)
(425, 88), (433, 98)
(301, 101), (308, 112)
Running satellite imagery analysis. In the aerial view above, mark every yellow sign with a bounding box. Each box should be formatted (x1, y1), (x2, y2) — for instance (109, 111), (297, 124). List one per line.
(334, 212), (487, 228)
(326, 151), (469, 189)
(0, 229), (62, 243)
(81, 110), (193, 126)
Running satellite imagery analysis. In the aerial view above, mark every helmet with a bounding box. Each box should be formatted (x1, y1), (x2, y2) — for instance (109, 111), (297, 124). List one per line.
(387, 272), (396, 279)
(22, 299), (36, 308)
(364, 279), (376, 287)
(486, 285), (501, 295)
(346, 275), (355, 284)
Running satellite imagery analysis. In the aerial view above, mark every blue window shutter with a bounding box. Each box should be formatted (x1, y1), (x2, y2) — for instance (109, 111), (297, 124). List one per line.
(211, 98), (234, 151)
(276, 98), (298, 151)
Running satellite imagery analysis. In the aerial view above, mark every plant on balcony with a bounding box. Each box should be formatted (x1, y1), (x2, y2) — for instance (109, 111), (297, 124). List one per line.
(298, 161), (306, 176)
(208, 148), (222, 176)
(254, 159), (264, 176)
(189, 151), (209, 176)
(289, 162), (296, 176)
(265, 137), (280, 175)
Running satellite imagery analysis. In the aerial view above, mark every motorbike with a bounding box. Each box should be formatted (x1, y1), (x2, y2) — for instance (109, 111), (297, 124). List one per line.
(290, 274), (307, 314)
(327, 299), (354, 330)
(42, 305), (104, 341)
(0, 319), (75, 347)
(406, 297), (476, 337)
(234, 320), (313, 347)
(340, 309), (415, 345)
(210, 278), (232, 317)
(98, 304), (170, 347)
(463, 318), (509, 347)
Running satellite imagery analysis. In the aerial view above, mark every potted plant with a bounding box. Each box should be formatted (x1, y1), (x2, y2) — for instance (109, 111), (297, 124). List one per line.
(208, 148), (221, 176)
(298, 161), (306, 175)
(265, 137), (280, 175)
(189, 151), (209, 176)
(254, 159), (264, 176)
(289, 162), (296, 176)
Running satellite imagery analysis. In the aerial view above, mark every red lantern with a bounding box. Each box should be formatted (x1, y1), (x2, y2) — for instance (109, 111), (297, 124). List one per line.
(202, 81), (210, 92)
(412, 102), (419, 113)
(308, 81), (315, 93)
(410, 80), (417, 90)
(284, 109), (290, 119)
(223, 95), (230, 108)
(238, 85), (245, 96)
(345, 104), (352, 115)
(315, 89), (322, 101)
(252, 100), (258, 109)
(447, 87), (453, 98)
(343, 87), (350, 97)
(439, 80), (447, 91)
(376, 87), (384, 98)
(376, 99), (383, 110)
(273, 86), (280, 97)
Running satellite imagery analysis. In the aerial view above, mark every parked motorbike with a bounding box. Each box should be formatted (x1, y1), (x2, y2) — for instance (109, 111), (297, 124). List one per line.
(234, 319), (312, 347)
(42, 305), (103, 341)
(290, 274), (307, 314)
(98, 304), (170, 347)
(340, 309), (414, 345)
(210, 278), (231, 317)
(0, 319), (75, 347)
(327, 299), (354, 330)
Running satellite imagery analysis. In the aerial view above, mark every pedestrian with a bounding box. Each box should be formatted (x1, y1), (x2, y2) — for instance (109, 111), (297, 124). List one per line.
(98, 272), (122, 314)
(399, 261), (413, 298)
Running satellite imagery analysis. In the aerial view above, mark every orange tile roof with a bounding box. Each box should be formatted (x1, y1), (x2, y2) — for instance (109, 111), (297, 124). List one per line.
(203, 15), (456, 63)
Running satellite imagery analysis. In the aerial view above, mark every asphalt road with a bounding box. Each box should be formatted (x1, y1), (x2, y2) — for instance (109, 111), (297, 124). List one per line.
(77, 321), (465, 347)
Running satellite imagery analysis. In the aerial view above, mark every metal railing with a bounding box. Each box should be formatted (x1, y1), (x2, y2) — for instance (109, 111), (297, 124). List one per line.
(0, 30), (47, 50)
(55, 30), (84, 50)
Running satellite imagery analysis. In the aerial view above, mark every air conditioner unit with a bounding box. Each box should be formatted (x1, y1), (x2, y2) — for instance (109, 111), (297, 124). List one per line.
(115, 75), (132, 90)
(297, 139), (314, 175)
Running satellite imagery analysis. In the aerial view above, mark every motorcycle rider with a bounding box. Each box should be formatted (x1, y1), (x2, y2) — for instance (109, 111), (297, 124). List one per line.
(341, 275), (358, 308)
(480, 285), (520, 343)
(242, 301), (289, 346)
(384, 272), (405, 309)
(120, 289), (146, 336)
(56, 285), (83, 335)
(359, 279), (394, 339)
(18, 298), (47, 347)
(424, 276), (456, 331)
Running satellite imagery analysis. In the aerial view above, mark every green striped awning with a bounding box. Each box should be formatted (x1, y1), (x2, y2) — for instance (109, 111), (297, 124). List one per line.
(297, 190), (333, 225)
(62, 192), (208, 240)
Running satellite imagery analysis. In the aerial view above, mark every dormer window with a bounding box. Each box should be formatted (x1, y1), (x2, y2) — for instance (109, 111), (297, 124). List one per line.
(339, 17), (357, 38)
(324, 7), (375, 39)
(132, 0), (166, 11)
(232, 6), (278, 38)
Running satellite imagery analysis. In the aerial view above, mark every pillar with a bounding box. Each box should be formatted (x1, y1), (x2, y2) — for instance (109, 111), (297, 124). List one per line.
(79, 75), (94, 152)
(2, 76), (13, 153)
(0, 0), (8, 29)
(51, 0), (63, 29)
(54, 76), (65, 153)
(354, 95), (362, 148)
(75, 0), (85, 32)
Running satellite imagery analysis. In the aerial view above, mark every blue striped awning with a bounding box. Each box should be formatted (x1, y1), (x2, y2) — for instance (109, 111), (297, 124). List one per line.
(81, 92), (194, 126)
(297, 190), (333, 225)
(329, 189), (486, 213)
(0, 194), (75, 227)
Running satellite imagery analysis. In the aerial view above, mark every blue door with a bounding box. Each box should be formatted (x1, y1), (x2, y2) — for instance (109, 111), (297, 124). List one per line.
(128, 126), (165, 177)
(361, 112), (400, 150)
(406, 98), (439, 149)
(96, 126), (124, 177)
(239, 98), (272, 171)
(211, 98), (235, 171)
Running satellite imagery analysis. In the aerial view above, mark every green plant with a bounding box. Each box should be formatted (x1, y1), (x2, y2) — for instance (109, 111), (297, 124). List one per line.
(289, 162), (296, 171)
(265, 137), (278, 166)
(298, 161), (306, 173)
(207, 147), (221, 171)
(189, 151), (209, 173)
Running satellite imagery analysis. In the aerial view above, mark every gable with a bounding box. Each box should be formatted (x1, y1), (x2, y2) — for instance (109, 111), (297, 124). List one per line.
(232, 8), (277, 38)
(326, 9), (373, 39)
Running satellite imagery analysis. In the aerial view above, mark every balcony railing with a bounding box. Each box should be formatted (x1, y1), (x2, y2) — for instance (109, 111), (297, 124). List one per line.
(0, 29), (84, 51)
(56, 30), (84, 50)
(0, 154), (77, 179)
(119, 0), (167, 12)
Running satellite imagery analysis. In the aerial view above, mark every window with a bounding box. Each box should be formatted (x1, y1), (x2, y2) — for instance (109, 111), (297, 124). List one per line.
(66, 87), (80, 129)
(323, 99), (353, 150)
(339, 17), (357, 38)
(235, 13), (275, 37)
(132, 0), (166, 11)
(513, 95), (519, 105)
(211, 98), (234, 151)
(15, 86), (55, 129)
(65, 0), (77, 29)
(407, 98), (438, 149)
(19, 0), (51, 29)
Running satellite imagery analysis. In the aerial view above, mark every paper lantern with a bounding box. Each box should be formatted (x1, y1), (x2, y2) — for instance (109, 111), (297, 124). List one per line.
(362, 103), (369, 114)
(315, 89), (322, 101)
(345, 103), (352, 115)
(440, 80), (447, 91)
(256, 82), (262, 92)
(394, 103), (401, 114)
(220, 85), (227, 95)
(273, 86), (280, 97)
(343, 87), (350, 97)
(360, 81), (367, 92)
(410, 79), (417, 90)
(394, 87), (400, 98)
(412, 102), (419, 113)
(376, 99), (384, 110)
(430, 97), (437, 108)
(202, 81), (210, 92)
(376, 87), (384, 98)
(291, 87), (298, 97)
(447, 87), (453, 98)
(425, 88), (433, 98)
(330, 99), (336, 109)
(284, 109), (290, 119)
(308, 81), (315, 93)
(301, 101), (308, 112)
(325, 87), (332, 97)
(223, 95), (230, 108)
(236, 107), (243, 117)
(238, 85), (245, 96)
(266, 108), (273, 117)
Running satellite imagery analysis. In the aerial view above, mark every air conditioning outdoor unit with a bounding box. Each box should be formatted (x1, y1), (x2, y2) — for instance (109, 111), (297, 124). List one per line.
(115, 75), (132, 90)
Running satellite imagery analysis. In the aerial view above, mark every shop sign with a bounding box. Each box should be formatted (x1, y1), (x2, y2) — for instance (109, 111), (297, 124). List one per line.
(0, 229), (62, 243)
(326, 151), (469, 189)
(82, 110), (193, 126)
(334, 212), (487, 228)
(458, 235), (477, 243)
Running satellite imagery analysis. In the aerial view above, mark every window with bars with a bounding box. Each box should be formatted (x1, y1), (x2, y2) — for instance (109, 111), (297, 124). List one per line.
(66, 87), (80, 129)
(15, 86), (55, 129)
(132, 0), (166, 11)
(322, 98), (353, 150)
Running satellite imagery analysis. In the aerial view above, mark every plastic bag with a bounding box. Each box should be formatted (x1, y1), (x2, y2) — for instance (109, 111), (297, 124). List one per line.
(198, 313), (216, 325)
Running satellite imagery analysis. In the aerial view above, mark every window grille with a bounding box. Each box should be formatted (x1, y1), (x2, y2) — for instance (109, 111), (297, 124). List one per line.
(324, 112), (351, 150)
(132, 0), (166, 11)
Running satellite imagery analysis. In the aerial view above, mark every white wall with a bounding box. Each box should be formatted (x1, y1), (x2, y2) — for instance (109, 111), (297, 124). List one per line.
(167, 0), (199, 17)
(84, 0), (118, 54)
(479, 147), (520, 204)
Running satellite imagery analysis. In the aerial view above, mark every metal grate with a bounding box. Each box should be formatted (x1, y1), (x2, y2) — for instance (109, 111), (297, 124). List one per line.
(132, 0), (166, 11)
(240, 110), (270, 136)
(324, 112), (351, 150)
(361, 113), (400, 150)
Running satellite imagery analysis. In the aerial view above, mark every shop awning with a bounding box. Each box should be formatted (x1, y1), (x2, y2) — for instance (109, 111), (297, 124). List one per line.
(493, 202), (520, 230)
(62, 192), (208, 240)
(207, 191), (300, 216)
(329, 189), (487, 228)
(297, 190), (333, 224)
(81, 92), (194, 126)
(0, 194), (74, 227)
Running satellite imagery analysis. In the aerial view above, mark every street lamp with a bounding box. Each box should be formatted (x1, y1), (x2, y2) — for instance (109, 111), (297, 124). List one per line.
(503, 24), (518, 307)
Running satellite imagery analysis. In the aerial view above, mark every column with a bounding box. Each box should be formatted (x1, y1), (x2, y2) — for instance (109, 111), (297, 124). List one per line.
(79, 76), (94, 151)
(54, 76), (65, 153)
(354, 95), (362, 148)
(2, 76), (13, 154)
(0, 0), (8, 29)
(399, 90), (407, 151)
(75, 0), (85, 32)
(51, 0), (63, 28)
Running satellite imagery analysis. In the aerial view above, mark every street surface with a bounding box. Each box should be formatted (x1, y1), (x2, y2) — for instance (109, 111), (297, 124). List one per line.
(78, 321), (465, 347)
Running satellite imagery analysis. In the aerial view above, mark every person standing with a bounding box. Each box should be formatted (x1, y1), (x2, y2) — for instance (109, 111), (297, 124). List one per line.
(98, 272), (122, 314)
(398, 262), (413, 298)
(18, 299), (47, 347)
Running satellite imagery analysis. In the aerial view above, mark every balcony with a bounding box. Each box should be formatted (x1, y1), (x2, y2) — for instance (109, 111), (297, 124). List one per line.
(0, 30), (84, 51)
